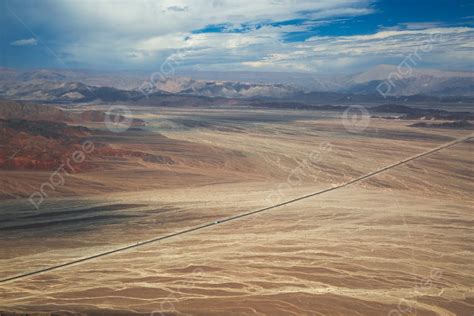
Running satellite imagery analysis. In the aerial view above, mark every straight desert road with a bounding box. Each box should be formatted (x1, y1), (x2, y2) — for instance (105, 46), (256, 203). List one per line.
(1, 133), (471, 285)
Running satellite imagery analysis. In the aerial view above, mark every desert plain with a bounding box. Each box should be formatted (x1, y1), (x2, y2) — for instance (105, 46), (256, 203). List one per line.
(0, 105), (472, 315)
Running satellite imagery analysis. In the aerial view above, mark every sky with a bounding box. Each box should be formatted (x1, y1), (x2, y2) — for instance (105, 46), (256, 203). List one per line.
(1, 0), (473, 74)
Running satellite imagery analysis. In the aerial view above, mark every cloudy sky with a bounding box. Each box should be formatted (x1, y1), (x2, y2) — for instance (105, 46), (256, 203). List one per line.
(1, 0), (473, 73)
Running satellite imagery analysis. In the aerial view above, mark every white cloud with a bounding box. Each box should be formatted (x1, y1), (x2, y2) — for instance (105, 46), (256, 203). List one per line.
(11, 0), (473, 72)
(55, 0), (373, 36)
(165, 26), (474, 73)
(49, 0), (373, 65)
(10, 38), (38, 46)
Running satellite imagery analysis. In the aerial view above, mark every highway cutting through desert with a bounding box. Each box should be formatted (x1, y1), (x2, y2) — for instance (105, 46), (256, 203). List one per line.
(1, 133), (472, 285)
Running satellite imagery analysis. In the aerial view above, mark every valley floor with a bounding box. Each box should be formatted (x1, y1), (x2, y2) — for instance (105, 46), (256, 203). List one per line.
(0, 106), (472, 315)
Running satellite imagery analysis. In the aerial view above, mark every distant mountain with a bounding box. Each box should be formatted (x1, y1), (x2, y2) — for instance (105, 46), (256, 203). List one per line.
(18, 69), (67, 81)
(0, 65), (473, 103)
(0, 68), (146, 90)
(345, 64), (474, 96)
(350, 64), (473, 83)
(0, 81), (146, 102)
(175, 66), (474, 97)
(144, 77), (300, 98)
(139, 65), (474, 98)
(174, 70), (347, 91)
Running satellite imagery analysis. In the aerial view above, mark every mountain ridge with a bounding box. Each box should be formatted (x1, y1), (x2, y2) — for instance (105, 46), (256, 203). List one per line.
(0, 65), (473, 101)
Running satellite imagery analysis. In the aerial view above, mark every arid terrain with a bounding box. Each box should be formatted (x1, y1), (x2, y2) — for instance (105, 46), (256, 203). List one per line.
(2, 0), (474, 314)
(0, 103), (472, 315)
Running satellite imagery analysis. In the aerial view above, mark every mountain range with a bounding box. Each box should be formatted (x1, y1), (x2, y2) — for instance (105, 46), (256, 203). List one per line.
(0, 65), (473, 103)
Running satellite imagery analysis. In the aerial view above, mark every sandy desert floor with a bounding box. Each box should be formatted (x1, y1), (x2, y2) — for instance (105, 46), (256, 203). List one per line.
(0, 106), (472, 315)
